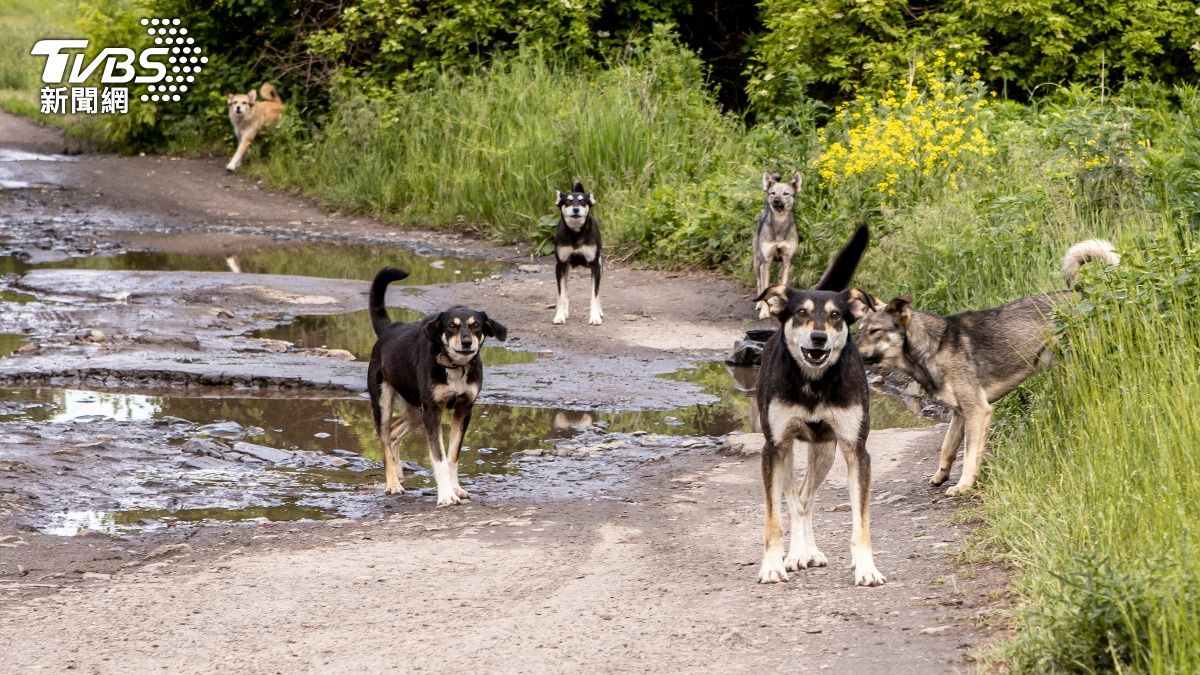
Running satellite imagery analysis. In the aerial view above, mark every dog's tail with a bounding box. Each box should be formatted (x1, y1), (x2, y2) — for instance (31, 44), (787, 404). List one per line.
(814, 223), (869, 291)
(258, 82), (282, 102)
(370, 267), (410, 336)
(1062, 239), (1119, 285)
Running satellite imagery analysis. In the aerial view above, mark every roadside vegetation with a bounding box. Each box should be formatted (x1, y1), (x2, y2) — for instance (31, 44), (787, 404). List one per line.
(8, 0), (1200, 668)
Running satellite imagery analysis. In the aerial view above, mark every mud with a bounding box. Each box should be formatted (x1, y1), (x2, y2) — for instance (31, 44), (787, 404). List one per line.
(0, 111), (1003, 672)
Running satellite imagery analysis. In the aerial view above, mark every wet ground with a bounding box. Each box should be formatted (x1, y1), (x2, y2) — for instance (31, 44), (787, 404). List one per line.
(0, 111), (1001, 673)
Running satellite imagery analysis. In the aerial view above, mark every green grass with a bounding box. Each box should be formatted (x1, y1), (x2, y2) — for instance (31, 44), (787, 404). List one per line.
(0, 0), (78, 111)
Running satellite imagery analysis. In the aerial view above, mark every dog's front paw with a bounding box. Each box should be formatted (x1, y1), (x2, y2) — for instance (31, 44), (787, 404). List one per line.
(588, 311), (603, 326)
(853, 563), (887, 587)
(384, 485), (405, 496)
(436, 490), (462, 507)
(785, 548), (828, 571)
(552, 312), (567, 325)
(929, 469), (950, 486)
(945, 483), (974, 497)
(225, 161), (238, 172)
(453, 485), (470, 500)
(757, 556), (789, 584)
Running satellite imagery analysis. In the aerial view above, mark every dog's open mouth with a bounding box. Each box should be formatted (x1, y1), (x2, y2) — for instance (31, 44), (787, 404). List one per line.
(800, 347), (830, 366)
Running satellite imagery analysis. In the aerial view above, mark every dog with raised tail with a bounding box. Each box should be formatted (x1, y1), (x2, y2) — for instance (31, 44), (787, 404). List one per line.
(754, 224), (885, 587)
(367, 267), (508, 506)
(855, 239), (1120, 496)
(552, 181), (603, 325)
(225, 82), (284, 172)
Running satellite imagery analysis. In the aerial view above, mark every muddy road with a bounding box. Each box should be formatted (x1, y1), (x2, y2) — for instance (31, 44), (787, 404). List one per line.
(0, 112), (1000, 672)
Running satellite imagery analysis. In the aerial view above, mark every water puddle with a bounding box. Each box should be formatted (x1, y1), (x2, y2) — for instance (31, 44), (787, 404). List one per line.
(0, 333), (29, 358)
(0, 149), (74, 162)
(0, 239), (508, 285)
(251, 309), (538, 364)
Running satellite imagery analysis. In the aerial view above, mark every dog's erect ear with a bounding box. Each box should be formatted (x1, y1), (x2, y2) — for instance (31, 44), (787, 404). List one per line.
(814, 224), (869, 291)
(788, 171), (803, 192)
(480, 313), (508, 341)
(586, 192), (596, 206)
(422, 313), (444, 343)
(555, 190), (564, 205)
(247, 89), (257, 104)
(762, 171), (776, 191)
(572, 180), (585, 193)
(754, 285), (793, 319)
(885, 295), (912, 326)
(226, 93), (235, 104)
(843, 288), (878, 322)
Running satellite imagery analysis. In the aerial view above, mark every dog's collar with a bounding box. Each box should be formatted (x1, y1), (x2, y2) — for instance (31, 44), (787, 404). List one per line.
(436, 353), (471, 370)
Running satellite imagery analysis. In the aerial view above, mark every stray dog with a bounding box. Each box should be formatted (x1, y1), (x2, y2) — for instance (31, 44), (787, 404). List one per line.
(855, 239), (1119, 496)
(225, 83), (284, 172)
(553, 181), (603, 325)
(754, 224), (885, 587)
(367, 267), (508, 506)
(753, 171), (802, 319)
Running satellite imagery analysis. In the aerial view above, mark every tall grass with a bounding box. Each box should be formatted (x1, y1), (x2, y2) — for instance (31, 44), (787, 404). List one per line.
(980, 235), (1200, 671)
(258, 31), (753, 258)
(0, 0), (78, 116)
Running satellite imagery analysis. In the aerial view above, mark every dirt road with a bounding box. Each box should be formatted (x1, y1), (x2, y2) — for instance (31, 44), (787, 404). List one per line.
(0, 112), (1000, 672)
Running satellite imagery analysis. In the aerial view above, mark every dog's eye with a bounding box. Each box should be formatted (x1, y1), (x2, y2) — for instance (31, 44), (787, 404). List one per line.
(829, 311), (841, 320)
(795, 308), (807, 317)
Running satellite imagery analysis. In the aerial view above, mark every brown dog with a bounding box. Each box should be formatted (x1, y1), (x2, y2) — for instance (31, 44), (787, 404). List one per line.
(225, 83), (284, 172)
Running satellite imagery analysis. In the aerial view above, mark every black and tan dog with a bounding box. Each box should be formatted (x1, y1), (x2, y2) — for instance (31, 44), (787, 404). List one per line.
(367, 267), (507, 506)
(856, 240), (1119, 496)
(552, 181), (603, 325)
(754, 225), (885, 586)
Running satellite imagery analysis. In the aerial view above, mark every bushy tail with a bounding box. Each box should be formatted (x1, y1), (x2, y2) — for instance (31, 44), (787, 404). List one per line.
(814, 224), (869, 291)
(369, 267), (410, 335)
(258, 82), (282, 102)
(1062, 239), (1119, 284)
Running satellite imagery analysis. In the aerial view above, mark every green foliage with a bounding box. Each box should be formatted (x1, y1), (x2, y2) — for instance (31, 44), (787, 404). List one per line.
(748, 0), (1200, 115)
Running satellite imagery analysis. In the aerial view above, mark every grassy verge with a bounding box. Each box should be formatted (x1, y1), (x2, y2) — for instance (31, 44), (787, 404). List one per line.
(0, 0), (77, 112)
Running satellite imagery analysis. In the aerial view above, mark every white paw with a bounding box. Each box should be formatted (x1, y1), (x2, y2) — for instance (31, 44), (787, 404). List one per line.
(453, 485), (470, 500)
(225, 161), (238, 172)
(757, 556), (789, 584)
(785, 548), (828, 571)
(588, 311), (603, 326)
(384, 484), (405, 496)
(552, 312), (567, 325)
(929, 469), (950, 486)
(945, 483), (973, 497)
(853, 563), (887, 587)
(436, 490), (462, 507)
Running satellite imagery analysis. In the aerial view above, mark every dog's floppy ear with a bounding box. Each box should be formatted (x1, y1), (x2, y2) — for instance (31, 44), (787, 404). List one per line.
(480, 313), (508, 341)
(762, 171), (776, 191)
(843, 288), (878, 322)
(422, 313), (444, 343)
(885, 295), (912, 326)
(754, 285), (793, 319)
(247, 89), (257, 104)
(814, 224), (869, 291)
(788, 171), (802, 192)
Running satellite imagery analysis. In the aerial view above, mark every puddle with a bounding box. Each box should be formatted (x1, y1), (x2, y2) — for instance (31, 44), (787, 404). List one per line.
(0, 239), (508, 285)
(663, 361), (934, 432)
(43, 501), (330, 536)
(0, 289), (37, 304)
(0, 149), (74, 162)
(251, 309), (538, 364)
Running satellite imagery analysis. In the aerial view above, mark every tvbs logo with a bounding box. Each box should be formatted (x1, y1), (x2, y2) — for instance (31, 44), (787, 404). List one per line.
(32, 18), (206, 114)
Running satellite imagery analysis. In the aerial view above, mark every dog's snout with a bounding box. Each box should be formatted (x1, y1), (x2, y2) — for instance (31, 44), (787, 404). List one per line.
(771, 198), (784, 208)
(460, 336), (474, 350)
(810, 331), (828, 347)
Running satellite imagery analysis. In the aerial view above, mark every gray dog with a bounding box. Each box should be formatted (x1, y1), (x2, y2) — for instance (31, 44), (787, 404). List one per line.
(753, 171), (801, 319)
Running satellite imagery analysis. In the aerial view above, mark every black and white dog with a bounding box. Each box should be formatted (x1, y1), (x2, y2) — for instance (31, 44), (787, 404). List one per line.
(553, 181), (603, 325)
(753, 225), (886, 586)
(367, 267), (507, 506)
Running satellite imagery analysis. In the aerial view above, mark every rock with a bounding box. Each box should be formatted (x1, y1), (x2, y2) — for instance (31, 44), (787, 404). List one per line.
(430, 260), (446, 269)
(256, 339), (291, 353)
(231, 442), (293, 464)
(321, 348), (356, 361)
(401, 460), (424, 473)
(75, 328), (106, 343)
(313, 432), (331, 439)
(920, 625), (952, 635)
(830, 502), (851, 512)
(182, 438), (230, 457)
(904, 381), (924, 396)
(719, 432), (764, 456)
(621, 314), (640, 321)
(196, 421), (245, 441)
(145, 543), (193, 560)
(521, 448), (544, 457)
(81, 572), (111, 581)
(182, 456), (228, 470)
(328, 457), (349, 468)
(516, 264), (541, 273)
(15, 342), (38, 354)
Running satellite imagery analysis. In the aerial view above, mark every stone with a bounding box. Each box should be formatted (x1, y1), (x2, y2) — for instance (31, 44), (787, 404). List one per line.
(145, 543), (193, 560)
(516, 264), (541, 273)
(182, 456), (228, 470)
(195, 421), (245, 440)
(719, 432), (765, 456)
(181, 438), (230, 457)
(81, 572), (111, 581)
(231, 442), (293, 464)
